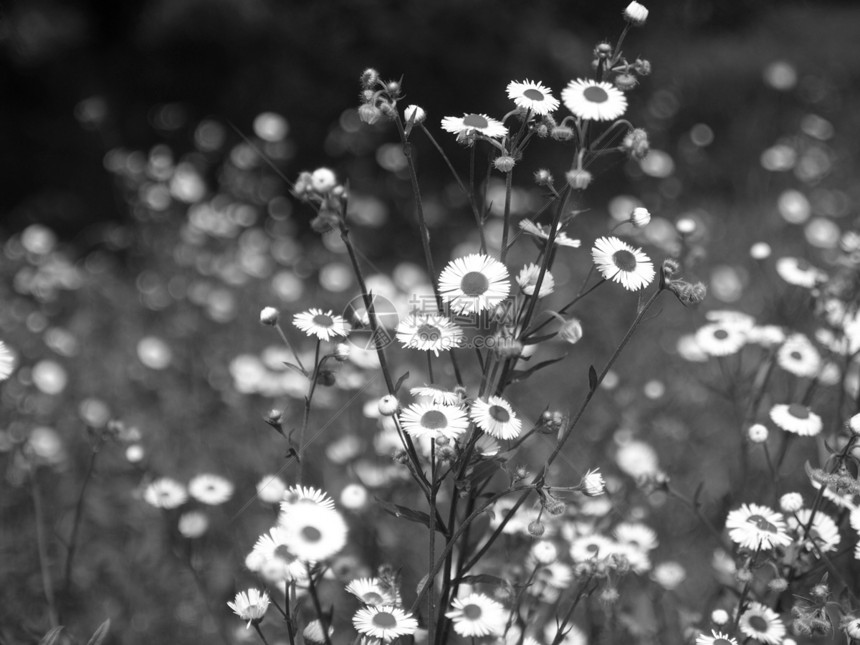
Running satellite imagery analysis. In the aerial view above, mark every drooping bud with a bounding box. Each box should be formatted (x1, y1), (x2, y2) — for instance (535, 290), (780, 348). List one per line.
(259, 307), (279, 326)
(565, 168), (593, 190)
(623, 2), (649, 26)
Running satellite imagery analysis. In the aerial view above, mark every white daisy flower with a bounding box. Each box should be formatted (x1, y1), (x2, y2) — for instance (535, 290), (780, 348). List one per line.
(293, 308), (351, 341)
(0, 341), (16, 381)
(518, 219), (581, 248)
(747, 325), (786, 347)
(256, 475), (287, 504)
(438, 253), (511, 315)
(281, 485), (337, 513)
(776, 334), (821, 378)
(696, 630), (739, 645)
(704, 310), (757, 330)
(738, 602), (786, 644)
(248, 527), (308, 583)
(345, 578), (395, 606)
(775, 257), (826, 288)
(788, 509), (840, 554)
(614, 522), (658, 551)
(395, 313), (463, 355)
(562, 79), (627, 121)
(516, 263), (555, 297)
(352, 605), (418, 641)
(441, 113), (508, 139)
(227, 588), (270, 628)
(769, 403), (822, 436)
(469, 396), (522, 440)
(278, 503), (348, 562)
(303, 619), (333, 644)
(724, 503), (791, 550)
(506, 80), (560, 115)
(399, 402), (469, 441)
(410, 384), (462, 406)
(694, 322), (747, 357)
(581, 468), (605, 496)
(445, 593), (507, 638)
(591, 236), (655, 291)
(143, 477), (188, 509)
(570, 534), (616, 563)
(188, 473), (234, 505)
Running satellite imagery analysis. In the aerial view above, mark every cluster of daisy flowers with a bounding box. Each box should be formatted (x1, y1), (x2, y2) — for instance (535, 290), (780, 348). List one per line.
(142, 473), (234, 537)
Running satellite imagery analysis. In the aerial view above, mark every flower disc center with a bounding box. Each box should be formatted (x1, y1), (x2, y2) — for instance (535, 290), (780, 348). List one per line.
(416, 324), (441, 342)
(612, 250), (637, 272)
(301, 525), (322, 542)
(463, 604), (483, 620)
(488, 404), (510, 423)
(363, 591), (384, 604)
(463, 114), (490, 129)
(461, 271), (490, 296)
(583, 86), (609, 104)
(748, 615), (768, 632)
(747, 514), (778, 534)
(372, 612), (397, 628)
(523, 88), (545, 102)
(421, 410), (449, 430)
(787, 403), (810, 419)
(789, 351), (803, 360)
(714, 640), (733, 645)
(312, 314), (334, 328)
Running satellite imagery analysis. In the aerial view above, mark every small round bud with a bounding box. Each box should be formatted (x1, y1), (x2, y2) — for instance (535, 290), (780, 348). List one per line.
(735, 567), (753, 584)
(358, 103), (382, 125)
(811, 583), (829, 599)
(259, 307), (279, 326)
(334, 343), (351, 361)
(378, 395), (399, 416)
(558, 317), (583, 345)
(662, 258), (681, 279)
(534, 169), (554, 186)
(623, 1), (649, 25)
(711, 609), (730, 625)
(600, 587), (620, 604)
(779, 492), (804, 513)
(676, 217), (696, 235)
(750, 241), (772, 260)
(614, 73), (639, 91)
(404, 104), (426, 124)
(747, 423), (769, 443)
(437, 445), (457, 462)
(360, 68), (379, 89)
(311, 168), (337, 193)
(544, 499), (566, 516)
(534, 123), (549, 137)
(550, 125), (574, 141)
(385, 80), (401, 96)
(527, 520), (545, 537)
(595, 42), (613, 59)
(316, 370), (336, 387)
(493, 155), (516, 173)
(633, 58), (652, 76)
(768, 578), (789, 593)
(565, 168), (593, 190)
(630, 207), (651, 228)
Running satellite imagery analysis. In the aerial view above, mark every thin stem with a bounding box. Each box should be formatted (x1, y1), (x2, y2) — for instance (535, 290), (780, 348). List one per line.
(253, 624), (272, 645)
(63, 443), (100, 595)
(500, 169), (514, 263)
(549, 579), (595, 645)
(427, 442), (437, 645)
(283, 580), (297, 645)
(274, 322), (307, 374)
(306, 565), (334, 645)
(30, 470), (59, 628)
(297, 339), (323, 484)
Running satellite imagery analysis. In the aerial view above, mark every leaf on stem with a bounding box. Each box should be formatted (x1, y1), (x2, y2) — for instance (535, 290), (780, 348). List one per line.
(394, 371), (410, 394)
(588, 365), (598, 393)
(86, 619), (111, 645)
(509, 355), (567, 383)
(374, 498), (445, 533)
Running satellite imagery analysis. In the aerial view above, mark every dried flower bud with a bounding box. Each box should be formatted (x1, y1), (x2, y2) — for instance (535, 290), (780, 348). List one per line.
(551, 125), (574, 141)
(358, 103), (382, 125)
(768, 578), (789, 593)
(378, 395), (399, 416)
(316, 370), (336, 387)
(623, 1), (649, 25)
(633, 58), (652, 76)
(493, 155), (516, 173)
(259, 307), (279, 326)
(614, 73), (639, 91)
(669, 281), (707, 306)
(360, 68), (380, 89)
(622, 128), (650, 159)
(565, 168), (593, 190)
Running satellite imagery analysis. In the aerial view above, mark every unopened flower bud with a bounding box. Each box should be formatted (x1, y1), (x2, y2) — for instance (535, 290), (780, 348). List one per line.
(558, 317), (583, 344)
(294, 171), (314, 196)
(623, 1), (649, 25)
(545, 499), (566, 516)
(334, 343), (350, 361)
(263, 409), (283, 433)
(622, 128), (650, 159)
(316, 370), (336, 387)
(630, 207), (651, 228)
(633, 58), (652, 76)
(378, 395), (399, 416)
(768, 578), (789, 593)
(600, 587), (620, 604)
(811, 583), (829, 599)
(493, 155), (516, 173)
(378, 101), (396, 118)
(358, 103), (382, 125)
(711, 609), (730, 625)
(404, 104), (426, 124)
(669, 281), (707, 306)
(360, 68), (379, 89)
(551, 125), (574, 141)
(534, 169), (554, 186)
(385, 80), (401, 96)
(311, 168), (337, 193)
(565, 168), (593, 190)
(735, 567), (753, 584)
(614, 73), (639, 91)
(494, 337), (523, 358)
(779, 492), (804, 513)
(527, 520), (545, 537)
(594, 42), (613, 59)
(747, 423), (769, 443)
(662, 258), (680, 279)
(310, 211), (340, 233)
(259, 307), (279, 326)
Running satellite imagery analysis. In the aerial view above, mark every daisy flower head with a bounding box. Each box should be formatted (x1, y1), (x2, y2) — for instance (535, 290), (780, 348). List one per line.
(345, 577), (394, 606)
(410, 384), (462, 406)
(696, 630), (739, 645)
(293, 308), (351, 341)
(400, 402), (469, 441)
(395, 313), (463, 356)
(769, 403), (822, 436)
(776, 334), (821, 378)
(143, 477), (188, 509)
(738, 602), (786, 644)
(591, 236), (655, 291)
(227, 588), (270, 628)
(506, 80), (560, 115)
(694, 322), (747, 357)
(516, 263), (555, 297)
(518, 219), (581, 248)
(438, 253), (510, 315)
(277, 503), (348, 562)
(0, 341), (16, 381)
(188, 473), (234, 505)
(249, 527), (308, 583)
(724, 503), (791, 550)
(441, 113), (507, 140)
(775, 257), (826, 288)
(470, 395), (522, 440)
(788, 509), (840, 553)
(281, 485), (336, 514)
(445, 593), (507, 638)
(562, 79), (627, 121)
(353, 605), (418, 641)
(570, 534), (616, 564)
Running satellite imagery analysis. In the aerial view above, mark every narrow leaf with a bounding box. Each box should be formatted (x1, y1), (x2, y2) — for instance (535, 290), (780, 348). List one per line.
(393, 371), (410, 394)
(522, 332), (556, 345)
(86, 619), (111, 645)
(39, 627), (64, 645)
(508, 355), (566, 383)
(588, 365), (598, 392)
(374, 498), (444, 533)
(463, 458), (505, 486)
